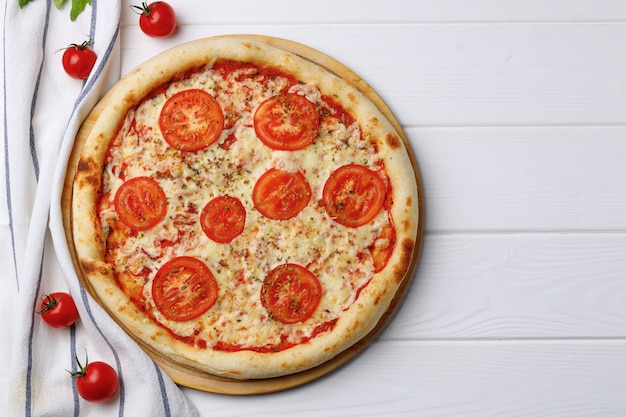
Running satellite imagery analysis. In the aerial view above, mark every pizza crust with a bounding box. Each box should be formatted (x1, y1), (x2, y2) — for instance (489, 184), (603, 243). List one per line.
(72, 36), (419, 380)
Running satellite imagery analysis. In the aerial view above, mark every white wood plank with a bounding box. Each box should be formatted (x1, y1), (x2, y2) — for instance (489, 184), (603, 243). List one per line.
(385, 233), (626, 340)
(121, 0), (626, 25)
(408, 126), (626, 232)
(183, 339), (626, 417)
(118, 23), (626, 126)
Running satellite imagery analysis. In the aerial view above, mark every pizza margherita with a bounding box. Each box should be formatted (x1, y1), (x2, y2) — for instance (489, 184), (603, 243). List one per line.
(70, 36), (420, 382)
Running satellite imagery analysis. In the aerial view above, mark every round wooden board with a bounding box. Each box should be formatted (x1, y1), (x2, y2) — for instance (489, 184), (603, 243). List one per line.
(61, 35), (424, 395)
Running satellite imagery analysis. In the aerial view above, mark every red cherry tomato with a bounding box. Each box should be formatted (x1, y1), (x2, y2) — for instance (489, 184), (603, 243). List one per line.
(39, 292), (79, 328)
(71, 354), (119, 403)
(62, 40), (97, 80)
(200, 195), (247, 243)
(254, 93), (319, 151)
(261, 263), (322, 324)
(159, 89), (224, 152)
(152, 257), (219, 321)
(114, 176), (168, 231)
(252, 168), (312, 220)
(134, 1), (177, 38)
(322, 164), (386, 228)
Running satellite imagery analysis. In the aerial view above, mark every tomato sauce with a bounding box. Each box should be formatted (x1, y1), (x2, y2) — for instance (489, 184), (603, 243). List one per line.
(321, 94), (355, 127)
(212, 59), (299, 88)
(213, 318), (338, 353)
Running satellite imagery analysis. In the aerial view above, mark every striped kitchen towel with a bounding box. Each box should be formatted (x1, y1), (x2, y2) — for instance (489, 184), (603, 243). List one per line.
(0, 1), (199, 415)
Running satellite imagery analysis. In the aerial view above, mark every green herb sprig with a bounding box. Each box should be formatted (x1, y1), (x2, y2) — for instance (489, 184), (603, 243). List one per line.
(19, 0), (92, 22)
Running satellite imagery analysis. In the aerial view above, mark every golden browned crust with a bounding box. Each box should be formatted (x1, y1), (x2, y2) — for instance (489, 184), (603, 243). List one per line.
(80, 258), (111, 276)
(394, 238), (416, 283)
(71, 36), (420, 380)
(75, 157), (100, 187)
(385, 132), (402, 150)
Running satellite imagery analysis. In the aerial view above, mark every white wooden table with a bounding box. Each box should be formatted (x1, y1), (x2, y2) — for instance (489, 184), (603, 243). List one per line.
(120, 1), (626, 415)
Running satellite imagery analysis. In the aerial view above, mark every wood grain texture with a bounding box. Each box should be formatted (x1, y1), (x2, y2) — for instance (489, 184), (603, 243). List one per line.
(120, 0), (626, 25)
(184, 340), (626, 417)
(120, 24), (626, 127)
(410, 127), (626, 232)
(388, 233), (626, 340)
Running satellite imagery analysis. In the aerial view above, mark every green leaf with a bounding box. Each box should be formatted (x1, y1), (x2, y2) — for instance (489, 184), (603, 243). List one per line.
(70, 0), (91, 21)
(18, 0), (90, 20)
(18, 0), (35, 8)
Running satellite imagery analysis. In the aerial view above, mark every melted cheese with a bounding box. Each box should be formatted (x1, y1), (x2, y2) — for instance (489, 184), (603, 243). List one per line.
(100, 63), (391, 350)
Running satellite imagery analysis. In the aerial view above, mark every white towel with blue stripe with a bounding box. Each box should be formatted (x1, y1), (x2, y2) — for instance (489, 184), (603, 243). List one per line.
(1, 1), (200, 415)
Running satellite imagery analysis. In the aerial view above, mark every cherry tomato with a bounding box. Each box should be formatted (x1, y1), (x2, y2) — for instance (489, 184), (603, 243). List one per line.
(254, 93), (319, 150)
(133, 2), (177, 38)
(114, 176), (168, 231)
(159, 89), (224, 152)
(252, 169), (312, 220)
(261, 264), (322, 324)
(200, 195), (247, 243)
(152, 257), (219, 321)
(322, 164), (386, 228)
(39, 292), (79, 328)
(71, 354), (119, 402)
(62, 40), (97, 80)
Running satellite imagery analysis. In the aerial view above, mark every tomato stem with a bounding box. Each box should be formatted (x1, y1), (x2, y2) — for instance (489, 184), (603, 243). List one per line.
(38, 293), (61, 314)
(74, 38), (93, 50)
(68, 350), (89, 378)
(58, 37), (93, 53)
(130, 2), (156, 17)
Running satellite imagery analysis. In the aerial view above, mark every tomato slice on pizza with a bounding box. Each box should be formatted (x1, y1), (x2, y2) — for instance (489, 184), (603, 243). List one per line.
(253, 93), (319, 150)
(159, 89), (224, 152)
(322, 164), (386, 228)
(261, 263), (322, 324)
(152, 256), (218, 322)
(253, 168), (312, 220)
(200, 195), (246, 243)
(113, 176), (167, 231)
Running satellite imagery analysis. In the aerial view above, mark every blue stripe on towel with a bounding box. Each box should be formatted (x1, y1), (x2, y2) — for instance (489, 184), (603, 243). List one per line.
(79, 285), (126, 416)
(22, 0), (53, 415)
(154, 361), (173, 417)
(2, 0), (18, 292)
(24, 243), (47, 417)
(70, 324), (81, 417)
(28, 0), (52, 181)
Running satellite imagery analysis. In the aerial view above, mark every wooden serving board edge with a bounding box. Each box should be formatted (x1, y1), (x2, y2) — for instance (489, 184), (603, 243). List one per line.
(61, 34), (424, 395)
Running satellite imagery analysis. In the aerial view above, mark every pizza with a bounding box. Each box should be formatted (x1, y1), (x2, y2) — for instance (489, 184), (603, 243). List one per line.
(70, 36), (420, 381)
